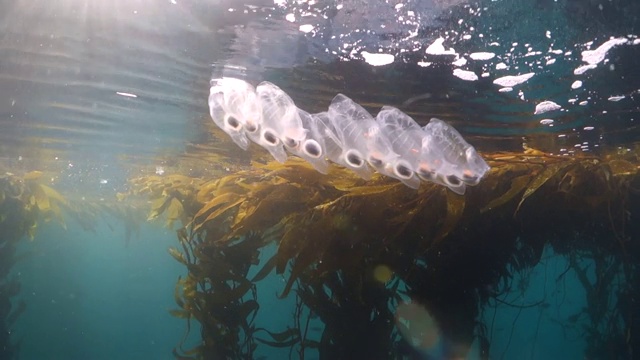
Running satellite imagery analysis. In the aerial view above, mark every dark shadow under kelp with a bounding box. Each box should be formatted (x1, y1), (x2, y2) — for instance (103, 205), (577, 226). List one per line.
(130, 143), (640, 360)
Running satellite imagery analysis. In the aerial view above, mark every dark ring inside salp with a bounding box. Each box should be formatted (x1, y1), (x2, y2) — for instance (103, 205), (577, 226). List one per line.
(367, 155), (383, 168)
(244, 121), (258, 133)
(262, 129), (280, 146)
(303, 140), (322, 158)
(394, 161), (413, 180)
(462, 172), (480, 185)
(345, 149), (364, 168)
(416, 167), (436, 181)
(284, 137), (299, 149)
(444, 174), (462, 186)
(225, 115), (242, 131)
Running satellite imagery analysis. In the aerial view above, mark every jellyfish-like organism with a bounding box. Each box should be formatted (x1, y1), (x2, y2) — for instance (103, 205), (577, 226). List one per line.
(208, 77), (490, 194)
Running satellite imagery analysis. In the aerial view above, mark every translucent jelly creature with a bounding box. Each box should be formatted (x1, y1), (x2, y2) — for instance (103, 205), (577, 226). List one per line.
(290, 109), (330, 174)
(209, 77), (262, 150)
(375, 106), (424, 189)
(310, 112), (344, 165)
(207, 77), (491, 194)
(419, 118), (490, 194)
(256, 81), (306, 163)
(327, 94), (377, 179)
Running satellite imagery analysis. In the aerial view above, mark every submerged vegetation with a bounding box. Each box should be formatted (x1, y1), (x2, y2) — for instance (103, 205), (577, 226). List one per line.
(0, 171), (143, 360)
(1, 124), (638, 359)
(0, 171), (71, 359)
(127, 141), (640, 359)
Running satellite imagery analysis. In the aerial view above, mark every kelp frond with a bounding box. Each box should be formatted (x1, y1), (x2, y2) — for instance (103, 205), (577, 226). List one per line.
(125, 146), (640, 359)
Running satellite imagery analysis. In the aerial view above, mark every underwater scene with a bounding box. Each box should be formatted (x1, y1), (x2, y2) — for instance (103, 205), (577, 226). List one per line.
(1, 0), (639, 359)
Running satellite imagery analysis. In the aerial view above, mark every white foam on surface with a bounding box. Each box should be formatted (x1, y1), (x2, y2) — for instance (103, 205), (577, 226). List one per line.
(493, 73), (535, 87)
(574, 64), (597, 75)
(534, 101), (561, 115)
(299, 24), (314, 33)
(452, 57), (467, 67)
(469, 52), (495, 60)
(453, 69), (478, 81)
(582, 38), (628, 65)
(361, 51), (395, 66)
(425, 37), (457, 55)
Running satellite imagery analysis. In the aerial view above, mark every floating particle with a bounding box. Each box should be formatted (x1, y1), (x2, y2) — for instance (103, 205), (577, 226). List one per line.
(373, 265), (394, 284)
(571, 81), (583, 89)
(498, 87), (513, 92)
(608, 95), (625, 102)
(534, 100), (562, 114)
(539, 119), (554, 125)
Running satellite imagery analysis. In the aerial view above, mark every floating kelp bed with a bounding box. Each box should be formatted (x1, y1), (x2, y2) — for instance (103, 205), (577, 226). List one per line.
(126, 146), (640, 359)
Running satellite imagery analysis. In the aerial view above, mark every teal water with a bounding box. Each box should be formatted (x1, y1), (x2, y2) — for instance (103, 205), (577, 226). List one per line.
(1, 0), (639, 359)
(12, 223), (190, 360)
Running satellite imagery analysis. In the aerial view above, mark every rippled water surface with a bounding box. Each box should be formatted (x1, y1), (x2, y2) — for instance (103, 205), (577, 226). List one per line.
(1, 1), (639, 359)
(1, 0), (638, 169)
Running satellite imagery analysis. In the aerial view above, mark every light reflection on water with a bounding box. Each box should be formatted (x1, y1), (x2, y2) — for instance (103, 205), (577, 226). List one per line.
(0, 0), (638, 178)
(0, 2), (639, 360)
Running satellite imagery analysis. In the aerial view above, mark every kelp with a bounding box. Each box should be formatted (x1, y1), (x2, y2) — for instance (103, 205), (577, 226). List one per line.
(129, 146), (640, 359)
(0, 172), (65, 359)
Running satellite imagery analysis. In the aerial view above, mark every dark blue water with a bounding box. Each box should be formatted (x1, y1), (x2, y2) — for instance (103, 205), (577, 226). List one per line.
(1, 0), (639, 359)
